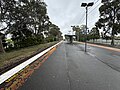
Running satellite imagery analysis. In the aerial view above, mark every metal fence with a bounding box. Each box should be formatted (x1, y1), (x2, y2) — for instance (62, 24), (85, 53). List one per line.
(88, 39), (120, 46)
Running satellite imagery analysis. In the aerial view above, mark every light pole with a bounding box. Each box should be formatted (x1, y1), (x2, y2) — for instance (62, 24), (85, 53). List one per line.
(81, 2), (94, 52)
(71, 26), (75, 35)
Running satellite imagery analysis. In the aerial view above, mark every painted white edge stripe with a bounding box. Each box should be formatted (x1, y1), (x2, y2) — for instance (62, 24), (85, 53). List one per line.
(0, 41), (63, 84)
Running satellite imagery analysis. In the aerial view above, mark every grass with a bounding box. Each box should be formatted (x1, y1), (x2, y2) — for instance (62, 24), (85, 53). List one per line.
(0, 42), (58, 68)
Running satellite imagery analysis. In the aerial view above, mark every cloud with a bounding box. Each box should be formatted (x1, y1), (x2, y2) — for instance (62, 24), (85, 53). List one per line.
(44, 0), (101, 35)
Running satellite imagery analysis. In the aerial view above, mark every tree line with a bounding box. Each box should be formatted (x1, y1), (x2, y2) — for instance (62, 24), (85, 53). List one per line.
(72, 0), (120, 45)
(95, 0), (120, 45)
(72, 25), (100, 42)
(0, 0), (62, 53)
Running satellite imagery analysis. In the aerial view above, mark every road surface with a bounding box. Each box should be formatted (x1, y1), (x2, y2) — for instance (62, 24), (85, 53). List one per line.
(19, 41), (120, 90)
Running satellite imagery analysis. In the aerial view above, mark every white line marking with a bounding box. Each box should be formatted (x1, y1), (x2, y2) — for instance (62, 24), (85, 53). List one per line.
(87, 52), (96, 57)
(0, 41), (62, 84)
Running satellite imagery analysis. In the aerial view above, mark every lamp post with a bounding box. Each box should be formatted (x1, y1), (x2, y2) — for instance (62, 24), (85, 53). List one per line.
(71, 26), (75, 35)
(81, 2), (94, 52)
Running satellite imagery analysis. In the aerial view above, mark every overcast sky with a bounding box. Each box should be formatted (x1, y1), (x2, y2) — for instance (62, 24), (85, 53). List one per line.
(44, 0), (101, 35)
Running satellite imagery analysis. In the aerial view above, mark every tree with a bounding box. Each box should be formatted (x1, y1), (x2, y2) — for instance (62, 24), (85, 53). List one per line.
(47, 24), (62, 42)
(97, 0), (120, 45)
(0, 32), (5, 53)
(71, 26), (81, 41)
(72, 25), (89, 41)
(89, 27), (100, 42)
(0, 0), (62, 50)
(0, 0), (54, 49)
(80, 25), (88, 41)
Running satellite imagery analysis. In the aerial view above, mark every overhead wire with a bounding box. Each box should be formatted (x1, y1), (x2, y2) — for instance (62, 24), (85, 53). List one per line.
(79, 0), (101, 25)
(79, 11), (86, 24)
(88, 3), (101, 14)
(87, 2), (101, 29)
(94, 0), (99, 4)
